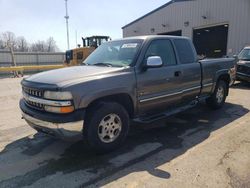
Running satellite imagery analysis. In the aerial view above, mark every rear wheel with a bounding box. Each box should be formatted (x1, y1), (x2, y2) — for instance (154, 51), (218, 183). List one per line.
(206, 80), (227, 109)
(84, 102), (129, 152)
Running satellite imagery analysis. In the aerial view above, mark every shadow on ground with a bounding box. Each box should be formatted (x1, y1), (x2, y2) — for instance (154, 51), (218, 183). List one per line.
(0, 102), (248, 187)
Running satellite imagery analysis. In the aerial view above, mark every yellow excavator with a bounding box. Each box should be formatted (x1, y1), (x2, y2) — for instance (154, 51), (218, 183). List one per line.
(64, 36), (111, 66)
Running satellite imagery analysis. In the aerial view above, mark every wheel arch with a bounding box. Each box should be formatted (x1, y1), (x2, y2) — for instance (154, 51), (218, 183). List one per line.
(215, 73), (230, 96)
(85, 93), (135, 118)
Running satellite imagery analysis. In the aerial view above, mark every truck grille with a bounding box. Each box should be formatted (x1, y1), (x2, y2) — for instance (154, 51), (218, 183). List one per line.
(237, 65), (250, 75)
(22, 87), (43, 97)
(22, 87), (44, 110)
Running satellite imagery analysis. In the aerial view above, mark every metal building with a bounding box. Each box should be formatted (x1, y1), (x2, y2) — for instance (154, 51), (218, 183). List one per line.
(122, 0), (250, 58)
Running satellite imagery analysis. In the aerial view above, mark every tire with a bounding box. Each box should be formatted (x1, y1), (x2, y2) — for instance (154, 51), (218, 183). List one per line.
(84, 102), (130, 153)
(206, 80), (227, 110)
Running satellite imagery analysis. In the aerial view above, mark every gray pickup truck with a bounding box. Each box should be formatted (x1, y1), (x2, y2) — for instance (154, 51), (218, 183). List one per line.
(20, 36), (235, 152)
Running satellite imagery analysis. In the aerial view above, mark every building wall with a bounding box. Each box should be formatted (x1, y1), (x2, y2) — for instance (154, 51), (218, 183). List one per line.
(123, 0), (250, 55)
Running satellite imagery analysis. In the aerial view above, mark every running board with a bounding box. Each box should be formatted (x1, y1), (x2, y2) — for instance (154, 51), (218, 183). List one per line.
(133, 100), (198, 124)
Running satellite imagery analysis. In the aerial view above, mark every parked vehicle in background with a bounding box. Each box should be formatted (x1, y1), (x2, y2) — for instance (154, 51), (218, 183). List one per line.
(20, 36), (235, 152)
(236, 46), (250, 82)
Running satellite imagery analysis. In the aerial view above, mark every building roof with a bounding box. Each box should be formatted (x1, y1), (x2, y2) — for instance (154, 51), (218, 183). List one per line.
(122, 0), (194, 29)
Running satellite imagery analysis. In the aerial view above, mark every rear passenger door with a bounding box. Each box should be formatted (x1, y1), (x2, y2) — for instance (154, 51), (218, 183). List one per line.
(136, 39), (183, 115)
(173, 39), (202, 104)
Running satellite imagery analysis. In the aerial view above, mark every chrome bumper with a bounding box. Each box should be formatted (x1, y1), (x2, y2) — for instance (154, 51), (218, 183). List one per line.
(22, 112), (84, 140)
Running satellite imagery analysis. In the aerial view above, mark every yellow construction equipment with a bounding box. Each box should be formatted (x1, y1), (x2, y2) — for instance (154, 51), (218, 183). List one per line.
(64, 36), (111, 66)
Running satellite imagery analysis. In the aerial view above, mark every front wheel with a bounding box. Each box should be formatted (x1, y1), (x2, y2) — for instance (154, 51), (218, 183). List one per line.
(206, 80), (227, 109)
(84, 102), (129, 153)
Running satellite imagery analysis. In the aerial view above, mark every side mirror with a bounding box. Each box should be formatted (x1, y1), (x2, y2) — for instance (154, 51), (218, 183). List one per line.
(146, 56), (163, 68)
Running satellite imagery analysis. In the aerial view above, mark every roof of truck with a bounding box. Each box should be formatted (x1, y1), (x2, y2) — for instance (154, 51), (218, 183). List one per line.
(113, 35), (189, 41)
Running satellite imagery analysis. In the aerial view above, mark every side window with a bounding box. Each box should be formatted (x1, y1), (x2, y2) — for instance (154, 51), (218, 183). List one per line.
(173, 39), (196, 64)
(145, 40), (177, 66)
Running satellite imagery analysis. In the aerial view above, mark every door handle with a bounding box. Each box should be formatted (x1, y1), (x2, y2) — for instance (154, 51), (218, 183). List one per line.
(174, 71), (182, 77)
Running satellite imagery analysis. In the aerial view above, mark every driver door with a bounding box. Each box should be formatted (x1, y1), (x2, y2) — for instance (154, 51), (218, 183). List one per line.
(136, 39), (183, 115)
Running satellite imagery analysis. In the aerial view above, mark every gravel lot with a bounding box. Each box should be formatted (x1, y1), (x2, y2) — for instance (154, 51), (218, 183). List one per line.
(0, 78), (249, 188)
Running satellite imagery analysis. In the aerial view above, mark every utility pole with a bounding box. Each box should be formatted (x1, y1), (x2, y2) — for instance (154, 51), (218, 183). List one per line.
(64, 0), (70, 50)
(75, 30), (78, 47)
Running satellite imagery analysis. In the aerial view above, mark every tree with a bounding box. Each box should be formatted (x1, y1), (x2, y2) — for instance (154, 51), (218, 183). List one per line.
(1, 31), (18, 76)
(16, 36), (28, 52)
(0, 31), (60, 52)
(46, 37), (57, 52)
(0, 39), (4, 49)
(1, 31), (17, 49)
(30, 40), (46, 52)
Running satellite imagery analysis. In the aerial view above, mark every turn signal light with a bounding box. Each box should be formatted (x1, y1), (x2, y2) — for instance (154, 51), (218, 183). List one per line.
(60, 106), (74, 113)
(44, 105), (74, 114)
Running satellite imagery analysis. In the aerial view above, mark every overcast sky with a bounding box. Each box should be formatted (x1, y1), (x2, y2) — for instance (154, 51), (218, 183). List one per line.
(0, 0), (169, 51)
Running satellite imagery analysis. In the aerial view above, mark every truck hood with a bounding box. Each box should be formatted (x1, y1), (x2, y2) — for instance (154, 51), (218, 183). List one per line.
(25, 66), (124, 86)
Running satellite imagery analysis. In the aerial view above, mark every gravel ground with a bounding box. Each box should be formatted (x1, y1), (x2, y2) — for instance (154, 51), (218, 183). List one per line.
(0, 78), (249, 188)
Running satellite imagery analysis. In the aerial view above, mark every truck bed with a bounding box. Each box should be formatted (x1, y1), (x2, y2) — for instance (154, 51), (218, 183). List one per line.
(199, 58), (236, 96)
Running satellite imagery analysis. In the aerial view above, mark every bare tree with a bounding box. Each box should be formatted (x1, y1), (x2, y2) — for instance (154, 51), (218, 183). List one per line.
(0, 38), (5, 49)
(1, 31), (18, 76)
(0, 31), (60, 52)
(1, 31), (17, 49)
(16, 36), (28, 52)
(46, 37), (60, 52)
(30, 40), (47, 52)
(46, 37), (56, 52)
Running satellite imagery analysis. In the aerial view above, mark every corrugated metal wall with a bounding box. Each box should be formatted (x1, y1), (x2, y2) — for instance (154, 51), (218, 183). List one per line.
(123, 0), (250, 55)
(0, 50), (65, 76)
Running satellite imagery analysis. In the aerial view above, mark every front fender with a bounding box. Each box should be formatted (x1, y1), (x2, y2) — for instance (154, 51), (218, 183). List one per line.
(77, 87), (136, 109)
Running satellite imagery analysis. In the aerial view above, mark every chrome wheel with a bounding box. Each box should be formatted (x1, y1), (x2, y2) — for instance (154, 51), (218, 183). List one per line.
(216, 86), (224, 103)
(98, 113), (122, 143)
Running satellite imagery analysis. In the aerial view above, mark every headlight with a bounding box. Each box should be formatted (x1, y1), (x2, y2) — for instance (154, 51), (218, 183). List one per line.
(44, 105), (74, 114)
(44, 91), (73, 100)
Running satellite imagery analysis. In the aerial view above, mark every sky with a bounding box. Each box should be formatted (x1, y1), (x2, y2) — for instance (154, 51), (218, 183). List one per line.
(0, 0), (170, 51)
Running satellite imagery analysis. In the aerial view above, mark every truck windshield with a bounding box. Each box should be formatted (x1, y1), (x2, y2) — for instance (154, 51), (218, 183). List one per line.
(238, 49), (250, 60)
(83, 40), (142, 67)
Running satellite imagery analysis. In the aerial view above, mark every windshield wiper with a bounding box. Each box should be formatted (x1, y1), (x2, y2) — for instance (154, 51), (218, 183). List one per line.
(92, 62), (113, 67)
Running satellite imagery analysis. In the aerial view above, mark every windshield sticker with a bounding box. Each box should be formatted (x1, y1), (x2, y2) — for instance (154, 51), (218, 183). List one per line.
(121, 43), (138, 48)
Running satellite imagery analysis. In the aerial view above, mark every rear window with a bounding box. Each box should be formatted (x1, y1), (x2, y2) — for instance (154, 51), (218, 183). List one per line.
(174, 39), (196, 64)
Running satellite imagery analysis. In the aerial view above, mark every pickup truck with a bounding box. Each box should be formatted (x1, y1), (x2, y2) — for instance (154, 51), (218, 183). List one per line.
(236, 46), (250, 82)
(20, 36), (235, 152)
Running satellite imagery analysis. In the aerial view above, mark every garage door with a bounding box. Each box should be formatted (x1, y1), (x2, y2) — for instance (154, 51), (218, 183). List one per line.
(193, 24), (229, 58)
(158, 30), (182, 36)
